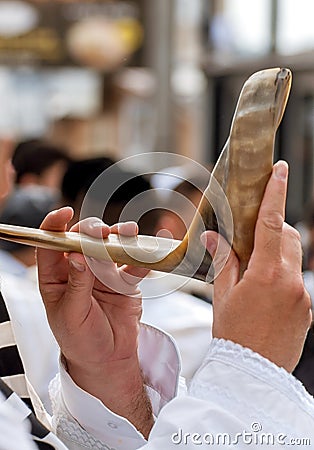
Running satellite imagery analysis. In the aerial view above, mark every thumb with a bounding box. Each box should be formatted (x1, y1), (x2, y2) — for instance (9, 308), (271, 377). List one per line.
(201, 231), (239, 300)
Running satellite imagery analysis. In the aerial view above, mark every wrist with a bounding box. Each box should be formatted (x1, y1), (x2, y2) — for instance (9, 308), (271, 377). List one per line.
(63, 353), (143, 397)
(63, 353), (154, 439)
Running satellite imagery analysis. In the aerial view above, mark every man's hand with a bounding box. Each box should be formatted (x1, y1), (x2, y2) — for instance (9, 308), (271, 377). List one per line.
(37, 209), (153, 437)
(202, 161), (312, 372)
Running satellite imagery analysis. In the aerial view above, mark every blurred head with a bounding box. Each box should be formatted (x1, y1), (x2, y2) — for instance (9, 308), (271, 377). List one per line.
(61, 156), (116, 226)
(156, 176), (208, 240)
(0, 185), (58, 266)
(61, 157), (160, 233)
(12, 139), (71, 190)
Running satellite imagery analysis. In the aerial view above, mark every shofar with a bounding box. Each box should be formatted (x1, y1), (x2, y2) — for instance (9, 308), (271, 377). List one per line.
(0, 68), (292, 282)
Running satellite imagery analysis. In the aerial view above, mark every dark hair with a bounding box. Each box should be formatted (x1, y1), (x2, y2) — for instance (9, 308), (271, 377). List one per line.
(0, 186), (58, 252)
(61, 157), (159, 234)
(12, 139), (70, 183)
(174, 175), (209, 198)
(61, 157), (115, 204)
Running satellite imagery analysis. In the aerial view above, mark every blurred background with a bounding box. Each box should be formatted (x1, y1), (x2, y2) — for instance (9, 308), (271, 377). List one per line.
(0, 0), (313, 224)
(3, 0), (314, 389)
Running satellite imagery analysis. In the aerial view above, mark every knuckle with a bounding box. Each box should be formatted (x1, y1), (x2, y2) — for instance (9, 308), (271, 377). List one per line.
(39, 284), (54, 299)
(293, 280), (307, 302)
(303, 289), (312, 311)
(68, 277), (85, 292)
(283, 223), (301, 242)
(213, 246), (236, 275)
(287, 275), (309, 305)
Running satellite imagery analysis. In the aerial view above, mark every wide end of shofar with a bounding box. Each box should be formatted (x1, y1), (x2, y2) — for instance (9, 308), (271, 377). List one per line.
(0, 68), (292, 282)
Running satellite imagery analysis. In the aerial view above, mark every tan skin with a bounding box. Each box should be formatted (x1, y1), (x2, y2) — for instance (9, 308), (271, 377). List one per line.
(0, 138), (15, 199)
(34, 160), (312, 439)
(37, 214), (154, 438)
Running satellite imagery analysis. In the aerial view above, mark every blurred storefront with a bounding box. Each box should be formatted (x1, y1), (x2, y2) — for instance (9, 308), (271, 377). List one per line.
(1, 1), (314, 223)
(204, 0), (314, 224)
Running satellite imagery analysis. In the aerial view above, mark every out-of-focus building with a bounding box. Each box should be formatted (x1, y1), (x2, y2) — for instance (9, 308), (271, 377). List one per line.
(0, 1), (314, 222)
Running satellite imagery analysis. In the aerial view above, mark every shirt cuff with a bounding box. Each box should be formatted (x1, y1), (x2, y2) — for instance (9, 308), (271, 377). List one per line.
(59, 323), (182, 447)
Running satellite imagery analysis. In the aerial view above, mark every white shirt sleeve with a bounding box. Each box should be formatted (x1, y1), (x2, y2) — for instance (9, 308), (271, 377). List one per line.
(145, 338), (314, 448)
(303, 270), (314, 310)
(50, 328), (314, 450)
(49, 323), (184, 450)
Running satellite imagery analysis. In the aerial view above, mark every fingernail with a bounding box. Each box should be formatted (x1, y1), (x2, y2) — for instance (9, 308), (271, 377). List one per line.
(274, 161), (288, 180)
(70, 259), (86, 272)
(116, 221), (138, 236)
(92, 221), (105, 228)
(200, 232), (217, 255)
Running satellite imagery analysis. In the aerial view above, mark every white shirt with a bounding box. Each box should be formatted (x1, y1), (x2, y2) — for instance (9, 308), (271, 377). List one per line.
(0, 249), (28, 277)
(140, 272), (213, 380)
(49, 324), (314, 450)
(303, 270), (314, 310)
(2, 265), (314, 449)
(1, 267), (59, 413)
(1, 267), (212, 407)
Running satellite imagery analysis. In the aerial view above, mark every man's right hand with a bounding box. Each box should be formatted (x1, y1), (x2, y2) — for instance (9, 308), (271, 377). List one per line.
(202, 161), (312, 372)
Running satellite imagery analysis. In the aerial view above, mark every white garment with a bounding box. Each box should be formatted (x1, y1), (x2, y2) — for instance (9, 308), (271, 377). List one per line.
(0, 392), (37, 450)
(2, 266), (212, 410)
(2, 259), (314, 449)
(50, 324), (314, 450)
(0, 249), (28, 276)
(303, 270), (314, 311)
(141, 272), (213, 380)
(1, 266), (59, 413)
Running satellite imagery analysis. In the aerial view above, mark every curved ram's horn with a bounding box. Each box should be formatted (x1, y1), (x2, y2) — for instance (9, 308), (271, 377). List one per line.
(0, 68), (292, 282)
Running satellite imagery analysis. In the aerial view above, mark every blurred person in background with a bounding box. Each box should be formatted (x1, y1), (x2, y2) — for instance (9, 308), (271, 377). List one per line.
(0, 186), (58, 273)
(300, 204), (314, 294)
(293, 323), (314, 396)
(0, 138), (15, 210)
(0, 138), (70, 412)
(0, 185), (60, 412)
(292, 204), (314, 396)
(156, 177), (207, 239)
(153, 171), (213, 303)
(0, 138), (62, 448)
(60, 155), (132, 226)
(12, 139), (71, 193)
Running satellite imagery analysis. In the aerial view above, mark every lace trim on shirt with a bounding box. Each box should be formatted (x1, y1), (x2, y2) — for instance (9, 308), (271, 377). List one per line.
(192, 338), (314, 417)
(49, 375), (118, 450)
(56, 417), (117, 450)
